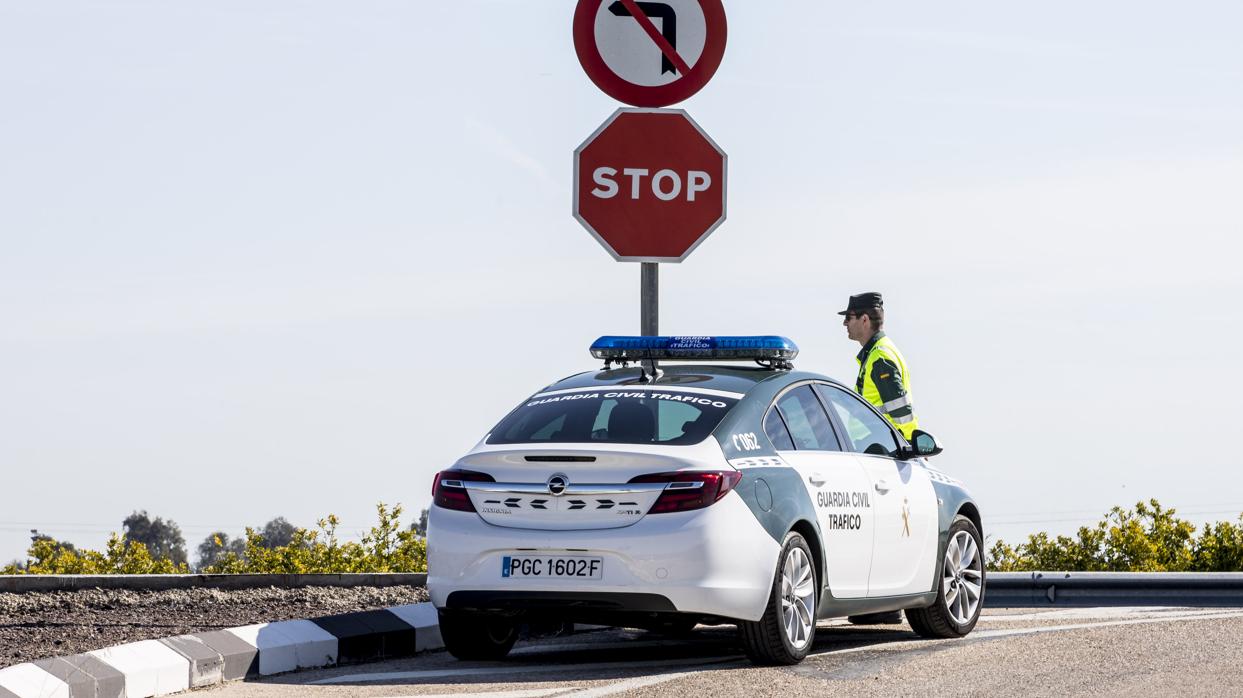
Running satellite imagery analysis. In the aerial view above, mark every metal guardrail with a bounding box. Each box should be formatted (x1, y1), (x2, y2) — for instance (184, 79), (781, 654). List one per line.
(986, 571), (1243, 607)
(0, 572), (427, 593)
(5, 570), (1243, 606)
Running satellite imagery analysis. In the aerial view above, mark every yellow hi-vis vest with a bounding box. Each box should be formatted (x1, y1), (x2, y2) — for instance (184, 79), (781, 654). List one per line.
(855, 333), (919, 440)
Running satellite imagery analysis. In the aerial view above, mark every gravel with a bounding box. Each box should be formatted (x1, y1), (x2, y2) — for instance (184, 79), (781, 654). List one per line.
(0, 584), (429, 669)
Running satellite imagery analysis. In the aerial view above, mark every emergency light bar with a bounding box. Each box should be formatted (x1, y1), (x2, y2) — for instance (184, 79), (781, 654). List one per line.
(590, 336), (798, 362)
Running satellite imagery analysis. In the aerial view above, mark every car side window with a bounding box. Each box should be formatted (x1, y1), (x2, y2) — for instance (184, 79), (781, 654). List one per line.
(763, 408), (795, 451)
(774, 385), (840, 451)
(816, 384), (901, 457)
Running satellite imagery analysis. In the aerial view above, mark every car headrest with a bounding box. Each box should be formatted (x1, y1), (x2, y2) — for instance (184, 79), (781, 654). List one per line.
(608, 401), (655, 443)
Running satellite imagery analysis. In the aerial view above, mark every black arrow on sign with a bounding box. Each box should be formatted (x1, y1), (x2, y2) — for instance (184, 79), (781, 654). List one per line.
(608, 1), (679, 75)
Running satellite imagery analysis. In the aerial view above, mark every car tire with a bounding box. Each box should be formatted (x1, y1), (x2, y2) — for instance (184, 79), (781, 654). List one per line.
(438, 610), (519, 660)
(739, 532), (817, 665)
(906, 515), (985, 638)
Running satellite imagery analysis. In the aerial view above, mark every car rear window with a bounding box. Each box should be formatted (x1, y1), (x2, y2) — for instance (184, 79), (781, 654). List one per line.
(486, 389), (739, 445)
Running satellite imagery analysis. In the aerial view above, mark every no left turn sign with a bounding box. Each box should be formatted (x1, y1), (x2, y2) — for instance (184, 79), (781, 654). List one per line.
(573, 0), (727, 108)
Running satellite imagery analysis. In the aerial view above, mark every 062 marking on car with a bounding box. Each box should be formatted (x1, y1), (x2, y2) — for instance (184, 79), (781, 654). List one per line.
(731, 432), (761, 451)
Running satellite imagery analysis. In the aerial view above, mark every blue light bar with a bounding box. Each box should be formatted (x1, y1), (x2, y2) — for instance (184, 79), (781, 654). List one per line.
(590, 336), (798, 362)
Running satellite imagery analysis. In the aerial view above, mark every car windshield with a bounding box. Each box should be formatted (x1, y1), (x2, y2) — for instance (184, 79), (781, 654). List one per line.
(486, 388), (740, 445)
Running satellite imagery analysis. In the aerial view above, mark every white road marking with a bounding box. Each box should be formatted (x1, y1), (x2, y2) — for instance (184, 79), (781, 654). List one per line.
(311, 657), (739, 685)
(972, 610), (1243, 639)
(377, 689), (580, 698)
(511, 639), (692, 655)
(369, 669), (723, 698)
(976, 606), (1192, 621)
(565, 670), (707, 696)
(318, 608), (1243, 695)
(810, 609), (1243, 658)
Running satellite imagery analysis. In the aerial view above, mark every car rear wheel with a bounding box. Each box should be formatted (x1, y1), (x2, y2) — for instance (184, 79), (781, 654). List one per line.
(438, 610), (519, 660)
(739, 532), (817, 665)
(907, 515), (984, 638)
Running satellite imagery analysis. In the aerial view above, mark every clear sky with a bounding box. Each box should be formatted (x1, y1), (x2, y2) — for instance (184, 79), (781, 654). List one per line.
(2, 1), (1241, 564)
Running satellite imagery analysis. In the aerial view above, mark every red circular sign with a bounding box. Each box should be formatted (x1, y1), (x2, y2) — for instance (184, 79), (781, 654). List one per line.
(573, 0), (727, 108)
(574, 109), (727, 262)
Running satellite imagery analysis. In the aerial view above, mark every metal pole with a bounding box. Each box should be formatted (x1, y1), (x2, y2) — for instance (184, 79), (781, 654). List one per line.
(641, 263), (658, 336)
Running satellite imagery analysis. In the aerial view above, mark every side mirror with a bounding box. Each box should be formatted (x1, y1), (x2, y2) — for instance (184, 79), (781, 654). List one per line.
(909, 429), (943, 458)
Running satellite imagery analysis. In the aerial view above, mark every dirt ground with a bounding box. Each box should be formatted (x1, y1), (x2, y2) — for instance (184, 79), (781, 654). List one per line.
(0, 584), (429, 668)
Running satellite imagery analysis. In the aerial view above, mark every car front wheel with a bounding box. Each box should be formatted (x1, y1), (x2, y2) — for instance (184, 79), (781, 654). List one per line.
(739, 532), (817, 665)
(907, 515), (984, 638)
(438, 610), (519, 660)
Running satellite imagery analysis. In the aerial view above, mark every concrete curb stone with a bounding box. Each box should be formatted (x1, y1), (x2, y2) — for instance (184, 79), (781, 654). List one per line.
(0, 602), (442, 698)
(32, 654), (125, 698)
(160, 635), (224, 688)
(192, 630), (259, 681)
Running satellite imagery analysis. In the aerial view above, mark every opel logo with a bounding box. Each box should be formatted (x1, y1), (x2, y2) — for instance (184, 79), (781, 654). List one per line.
(547, 473), (569, 496)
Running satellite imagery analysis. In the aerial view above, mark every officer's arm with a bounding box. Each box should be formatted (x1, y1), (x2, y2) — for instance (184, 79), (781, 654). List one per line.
(871, 359), (914, 425)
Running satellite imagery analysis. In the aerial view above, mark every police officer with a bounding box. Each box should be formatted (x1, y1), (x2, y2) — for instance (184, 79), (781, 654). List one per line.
(840, 292), (918, 626)
(839, 291), (918, 440)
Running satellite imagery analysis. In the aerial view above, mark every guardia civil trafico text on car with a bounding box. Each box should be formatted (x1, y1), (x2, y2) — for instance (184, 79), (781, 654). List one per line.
(427, 336), (984, 664)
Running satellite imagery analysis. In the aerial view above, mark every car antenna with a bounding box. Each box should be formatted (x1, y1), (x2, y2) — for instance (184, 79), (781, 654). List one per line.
(639, 358), (663, 383)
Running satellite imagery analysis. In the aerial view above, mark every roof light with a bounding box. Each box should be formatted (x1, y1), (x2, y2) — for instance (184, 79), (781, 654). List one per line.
(590, 335), (798, 362)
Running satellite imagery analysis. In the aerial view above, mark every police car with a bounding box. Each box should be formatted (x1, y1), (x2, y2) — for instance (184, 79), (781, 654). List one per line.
(428, 336), (983, 665)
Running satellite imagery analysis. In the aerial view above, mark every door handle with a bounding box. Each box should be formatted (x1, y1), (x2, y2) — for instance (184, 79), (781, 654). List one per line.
(874, 479), (890, 494)
(808, 473), (826, 487)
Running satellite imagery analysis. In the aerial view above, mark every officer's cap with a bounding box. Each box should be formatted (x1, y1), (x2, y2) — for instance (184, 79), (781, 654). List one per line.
(837, 292), (884, 315)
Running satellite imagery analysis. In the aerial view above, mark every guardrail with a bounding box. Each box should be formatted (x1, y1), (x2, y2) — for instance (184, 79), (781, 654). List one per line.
(986, 571), (1243, 607)
(0, 573), (427, 593)
(6, 571), (1243, 607)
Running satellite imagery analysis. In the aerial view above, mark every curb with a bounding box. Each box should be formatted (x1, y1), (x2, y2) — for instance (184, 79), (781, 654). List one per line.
(0, 602), (443, 698)
(0, 574), (427, 594)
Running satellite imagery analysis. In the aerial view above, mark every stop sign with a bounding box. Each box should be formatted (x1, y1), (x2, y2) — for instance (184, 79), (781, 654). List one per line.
(573, 108), (727, 262)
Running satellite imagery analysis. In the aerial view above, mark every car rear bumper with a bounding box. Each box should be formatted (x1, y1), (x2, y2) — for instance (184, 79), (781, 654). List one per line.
(428, 493), (779, 622)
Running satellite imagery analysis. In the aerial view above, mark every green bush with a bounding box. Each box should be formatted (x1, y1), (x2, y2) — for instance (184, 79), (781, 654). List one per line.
(202, 503), (427, 574)
(1, 535), (189, 575)
(1, 503), (427, 575)
(989, 499), (1243, 572)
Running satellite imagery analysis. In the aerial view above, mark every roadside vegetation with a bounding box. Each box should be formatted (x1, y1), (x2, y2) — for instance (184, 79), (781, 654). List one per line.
(7, 499), (1240, 574)
(989, 499), (1243, 572)
(2, 504), (427, 575)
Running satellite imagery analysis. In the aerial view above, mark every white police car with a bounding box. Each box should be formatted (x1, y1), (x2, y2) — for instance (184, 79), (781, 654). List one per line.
(428, 336), (983, 665)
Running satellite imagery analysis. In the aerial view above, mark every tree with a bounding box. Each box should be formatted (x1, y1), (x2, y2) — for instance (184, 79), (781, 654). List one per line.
(410, 508), (429, 538)
(30, 529), (77, 556)
(259, 517), (296, 549)
(122, 511), (187, 566)
(1191, 517), (1243, 571)
(988, 500), (1235, 572)
(195, 531), (246, 571)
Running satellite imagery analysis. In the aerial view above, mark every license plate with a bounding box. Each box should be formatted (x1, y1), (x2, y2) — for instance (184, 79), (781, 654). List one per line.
(501, 555), (603, 580)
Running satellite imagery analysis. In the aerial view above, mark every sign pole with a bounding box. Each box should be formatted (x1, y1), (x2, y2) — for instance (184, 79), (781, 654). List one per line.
(641, 262), (658, 335)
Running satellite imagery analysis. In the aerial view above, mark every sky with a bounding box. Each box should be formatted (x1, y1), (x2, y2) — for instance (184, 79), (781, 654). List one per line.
(2, 1), (1241, 565)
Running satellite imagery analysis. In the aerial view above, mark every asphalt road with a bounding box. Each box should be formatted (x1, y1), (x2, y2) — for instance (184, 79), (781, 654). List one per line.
(204, 607), (1243, 697)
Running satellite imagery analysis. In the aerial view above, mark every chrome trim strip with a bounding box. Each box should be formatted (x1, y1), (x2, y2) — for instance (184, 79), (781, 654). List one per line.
(459, 481), (671, 495)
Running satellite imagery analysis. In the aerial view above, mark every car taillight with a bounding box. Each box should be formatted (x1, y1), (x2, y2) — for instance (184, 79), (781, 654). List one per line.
(432, 469), (495, 512)
(628, 470), (743, 514)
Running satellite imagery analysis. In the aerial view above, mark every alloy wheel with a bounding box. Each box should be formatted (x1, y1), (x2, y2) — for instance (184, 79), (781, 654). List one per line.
(780, 546), (816, 649)
(942, 530), (983, 625)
